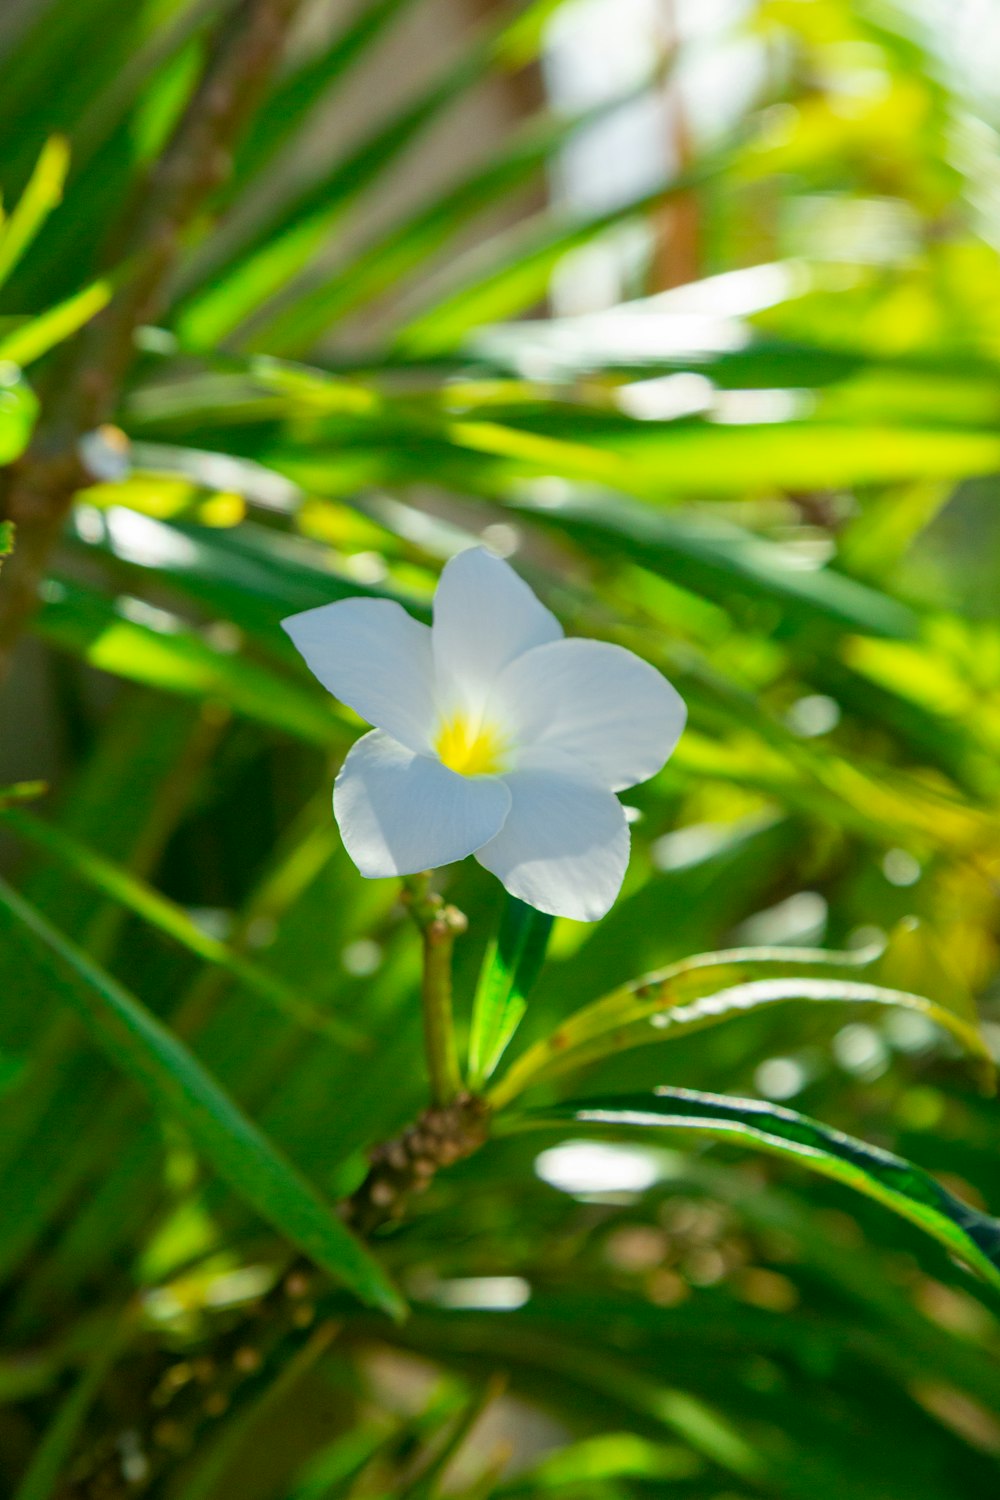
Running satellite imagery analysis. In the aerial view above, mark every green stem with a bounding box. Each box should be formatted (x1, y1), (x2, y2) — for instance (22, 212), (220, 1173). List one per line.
(403, 874), (465, 1106)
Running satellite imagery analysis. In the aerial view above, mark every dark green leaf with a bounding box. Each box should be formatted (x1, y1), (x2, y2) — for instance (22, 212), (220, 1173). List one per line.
(506, 1087), (1000, 1293)
(0, 806), (363, 1045)
(0, 880), (403, 1317)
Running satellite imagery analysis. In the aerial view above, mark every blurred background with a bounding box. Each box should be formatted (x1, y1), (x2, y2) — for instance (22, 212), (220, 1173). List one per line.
(3, 0), (1000, 1495)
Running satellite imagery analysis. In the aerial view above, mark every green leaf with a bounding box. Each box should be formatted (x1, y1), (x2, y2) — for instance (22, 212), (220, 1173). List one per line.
(11, 1307), (133, 1500)
(497, 1433), (702, 1495)
(468, 895), (552, 1089)
(221, 0), (421, 204)
(508, 493), (918, 640)
(0, 806), (363, 1046)
(0, 779), (46, 807)
(506, 1087), (1000, 1294)
(0, 277), (111, 367)
(397, 1375), (506, 1500)
(489, 945), (995, 1108)
(0, 371), (38, 462)
(0, 880), (404, 1318)
(33, 575), (345, 746)
(254, 87), (651, 354)
(175, 32), (509, 347)
(498, 414), (1000, 508)
(0, 136), (69, 290)
(67, 507), (416, 655)
(171, 1322), (342, 1500)
(391, 159), (723, 355)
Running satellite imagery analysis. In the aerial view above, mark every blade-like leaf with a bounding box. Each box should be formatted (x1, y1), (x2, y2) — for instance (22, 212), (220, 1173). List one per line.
(506, 1087), (1000, 1293)
(489, 945), (994, 1108)
(391, 158), (724, 355)
(507, 493), (918, 639)
(255, 87), (652, 354)
(176, 26), (514, 346)
(11, 1307), (133, 1500)
(33, 575), (345, 746)
(497, 1434), (702, 1495)
(0, 880), (403, 1317)
(0, 806), (363, 1046)
(467, 894), (552, 1089)
(65, 507), (417, 655)
(0, 277), (111, 367)
(220, 0), (420, 205)
(0, 135), (69, 290)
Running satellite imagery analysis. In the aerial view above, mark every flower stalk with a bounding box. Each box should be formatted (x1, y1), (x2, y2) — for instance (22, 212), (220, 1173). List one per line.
(402, 873), (466, 1106)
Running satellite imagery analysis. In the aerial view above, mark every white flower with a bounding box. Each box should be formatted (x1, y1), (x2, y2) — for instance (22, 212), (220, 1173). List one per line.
(282, 548), (686, 921)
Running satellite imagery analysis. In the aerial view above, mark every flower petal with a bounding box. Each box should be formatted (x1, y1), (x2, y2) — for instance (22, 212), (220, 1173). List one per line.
(494, 638), (686, 791)
(476, 748), (629, 921)
(432, 548), (562, 709)
(334, 731), (511, 878)
(283, 598), (435, 752)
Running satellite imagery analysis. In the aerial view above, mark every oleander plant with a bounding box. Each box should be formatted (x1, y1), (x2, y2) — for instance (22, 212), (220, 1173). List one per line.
(3, 0), (1000, 1496)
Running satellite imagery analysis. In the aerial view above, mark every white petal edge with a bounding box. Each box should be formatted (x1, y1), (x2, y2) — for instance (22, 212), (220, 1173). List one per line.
(334, 730), (512, 879)
(432, 547), (563, 712)
(283, 597), (435, 754)
(476, 748), (629, 922)
(493, 637), (687, 792)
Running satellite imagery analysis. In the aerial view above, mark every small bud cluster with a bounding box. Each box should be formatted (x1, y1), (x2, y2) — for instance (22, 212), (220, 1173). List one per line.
(348, 1093), (490, 1236)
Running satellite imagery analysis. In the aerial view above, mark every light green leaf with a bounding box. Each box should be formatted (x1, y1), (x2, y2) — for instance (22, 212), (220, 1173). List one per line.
(0, 277), (111, 367)
(0, 373), (38, 463)
(0, 136), (69, 289)
(33, 576), (344, 746)
(176, 37), (508, 347)
(468, 894), (552, 1090)
(392, 159), (722, 355)
(255, 87), (651, 353)
(489, 945), (994, 1108)
(506, 493), (918, 640)
(497, 1433), (702, 1495)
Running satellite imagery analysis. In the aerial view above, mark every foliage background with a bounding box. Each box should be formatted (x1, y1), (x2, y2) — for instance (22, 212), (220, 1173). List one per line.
(2, 0), (1000, 1495)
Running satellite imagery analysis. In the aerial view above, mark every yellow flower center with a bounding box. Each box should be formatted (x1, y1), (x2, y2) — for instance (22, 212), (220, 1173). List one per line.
(435, 714), (508, 777)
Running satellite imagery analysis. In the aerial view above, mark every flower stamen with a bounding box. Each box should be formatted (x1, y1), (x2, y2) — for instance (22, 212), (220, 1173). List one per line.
(435, 714), (508, 776)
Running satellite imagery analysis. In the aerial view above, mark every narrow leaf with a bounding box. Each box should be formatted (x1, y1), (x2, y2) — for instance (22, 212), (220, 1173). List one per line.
(392, 159), (721, 356)
(468, 894), (552, 1089)
(508, 1087), (1000, 1293)
(489, 945), (994, 1107)
(33, 575), (344, 746)
(0, 880), (403, 1317)
(256, 86), (652, 353)
(11, 1307), (134, 1500)
(1, 807), (363, 1046)
(507, 493), (918, 640)
(0, 136), (69, 289)
(176, 40), (503, 346)
(0, 278), (111, 367)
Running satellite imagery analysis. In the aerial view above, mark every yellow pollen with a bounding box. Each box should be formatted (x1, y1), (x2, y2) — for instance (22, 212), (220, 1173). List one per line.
(435, 715), (506, 776)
